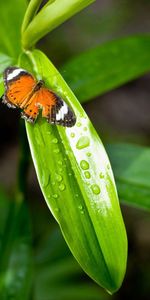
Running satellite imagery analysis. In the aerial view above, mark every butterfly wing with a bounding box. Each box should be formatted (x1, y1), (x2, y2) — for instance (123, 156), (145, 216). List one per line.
(2, 67), (36, 108)
(22, 87), (76, 127)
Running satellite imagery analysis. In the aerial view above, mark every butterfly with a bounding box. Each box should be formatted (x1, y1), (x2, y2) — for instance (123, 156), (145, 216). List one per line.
(2, 67), (76, 127)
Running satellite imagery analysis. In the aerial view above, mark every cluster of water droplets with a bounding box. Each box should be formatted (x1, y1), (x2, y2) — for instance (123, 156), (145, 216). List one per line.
(69, 119), (106, 196)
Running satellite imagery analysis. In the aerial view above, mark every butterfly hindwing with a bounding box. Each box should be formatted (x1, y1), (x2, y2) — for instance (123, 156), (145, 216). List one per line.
(40, 88), (76, 127)
(21, 87), (76, 127)
(2, 67), (36, 109)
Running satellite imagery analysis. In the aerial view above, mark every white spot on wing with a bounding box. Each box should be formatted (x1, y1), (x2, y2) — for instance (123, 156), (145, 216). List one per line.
(7, 68), (24, 81)
(56, 102), (68, 121)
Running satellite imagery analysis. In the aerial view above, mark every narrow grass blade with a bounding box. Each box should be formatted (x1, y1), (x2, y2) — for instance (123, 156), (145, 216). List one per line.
(19, 49), (127, 293)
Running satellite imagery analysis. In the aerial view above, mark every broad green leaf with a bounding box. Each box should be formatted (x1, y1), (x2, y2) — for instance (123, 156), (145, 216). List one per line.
(0, 188), (33, 299)
(0, 0), (27, 58)
(60, 35), (150, 102)
(19, 49), (127, 293)
(22, 0), (95, 49)
(108, 143), (150, 211)
(0, 53), (15, 96)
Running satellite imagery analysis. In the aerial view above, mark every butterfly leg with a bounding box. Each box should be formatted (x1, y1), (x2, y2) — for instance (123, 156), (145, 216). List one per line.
(21, 103), (39, 123)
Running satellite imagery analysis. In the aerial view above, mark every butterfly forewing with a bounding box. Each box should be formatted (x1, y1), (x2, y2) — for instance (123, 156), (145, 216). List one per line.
(3, 67), (36, 108)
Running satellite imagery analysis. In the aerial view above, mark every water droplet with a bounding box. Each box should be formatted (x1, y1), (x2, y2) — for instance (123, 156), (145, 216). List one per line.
(99, 172), (104, 178)
(78, 205), (84, 214)
(54, 207), (60, 213)
(53, 148), (60, 153)
(76, 136), (90, 150)
(53, 194), (58, 199)
(77, 122), (81, 127)
(68, 173), (72, 176)
(58, 160), (63, 165)
(59, 183), (66, 191)
(80, 160), (89, 170)
(83, 127), (87, 131)
(70, 132), (75, 138)
(41, 170), (50, 188)
(84, 171), (91, 179)
(107, 164), (110, 170)
(51, 181), (56, 186)
(52, 138), (58, 144)
(75, 193), (79, 197)
(91, 184), (100, 195)
(56, 174), (63, 182)
(86, 152), (91, 157)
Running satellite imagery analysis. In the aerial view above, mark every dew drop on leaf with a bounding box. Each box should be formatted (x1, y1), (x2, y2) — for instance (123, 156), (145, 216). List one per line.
(84, 171), (91, 179)
(53, 148), (60, 153)
(77, 122), (81, 127)
(56, 174), (63, 182)
(41, 171), (50, 188)
(70, 132), (75, 138)
(91, 184), (101, 195)
(99, 172), (104, 178)
(52, 138), (58, 144)
(86, 152), (91, 157)
(53, 194), (58, 199)
(80, 160), (89, 170)
(59, 183), (66, 191)
(76, 136), (90, 149)
(78, 205), (84, 214)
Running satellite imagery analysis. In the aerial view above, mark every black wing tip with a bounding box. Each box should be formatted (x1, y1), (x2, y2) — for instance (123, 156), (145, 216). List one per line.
(1, 94), (17, 109)
(21, 112), (35, 123)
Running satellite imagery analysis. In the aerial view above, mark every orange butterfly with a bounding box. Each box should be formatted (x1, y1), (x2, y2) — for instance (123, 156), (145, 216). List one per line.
(2, 67), (76, 127)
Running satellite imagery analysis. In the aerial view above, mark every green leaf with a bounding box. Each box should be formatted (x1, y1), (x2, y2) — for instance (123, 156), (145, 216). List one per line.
(21, 0), (43, 34)
(108, 143), (150, 211)
(0, 0), (27, 58)
(0, 188), (33, 299)
(22, 0), (95, 49)
(0, 53), (15, 97)
(60, 35), (150, 102)
(19, 49), (127, 293)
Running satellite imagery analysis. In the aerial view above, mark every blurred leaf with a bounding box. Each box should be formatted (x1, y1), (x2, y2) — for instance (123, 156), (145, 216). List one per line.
(35, 228), (109, 300)
(36, 228), (71, 266)
(108, 143), (150, 211)
(60, 35), (150, 102)
(35, 282), (108, 300)
(0, 188), (33, 299)
(22, 0), (95, 49)
(19, 49), (127, 293)
(0, 53), (15, 97)
(0, 0), (27, 58)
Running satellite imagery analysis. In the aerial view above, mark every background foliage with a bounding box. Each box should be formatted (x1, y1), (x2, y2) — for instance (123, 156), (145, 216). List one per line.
(0, 0), (150, 299)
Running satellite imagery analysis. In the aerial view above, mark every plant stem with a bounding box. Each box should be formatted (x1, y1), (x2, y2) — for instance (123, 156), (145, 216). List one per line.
(21, 0), (43, 34)
(22, 0), (95, 49)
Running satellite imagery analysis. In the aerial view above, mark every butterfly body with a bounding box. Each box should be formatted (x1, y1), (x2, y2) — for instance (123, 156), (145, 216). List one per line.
(2, 67), (76, 127)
